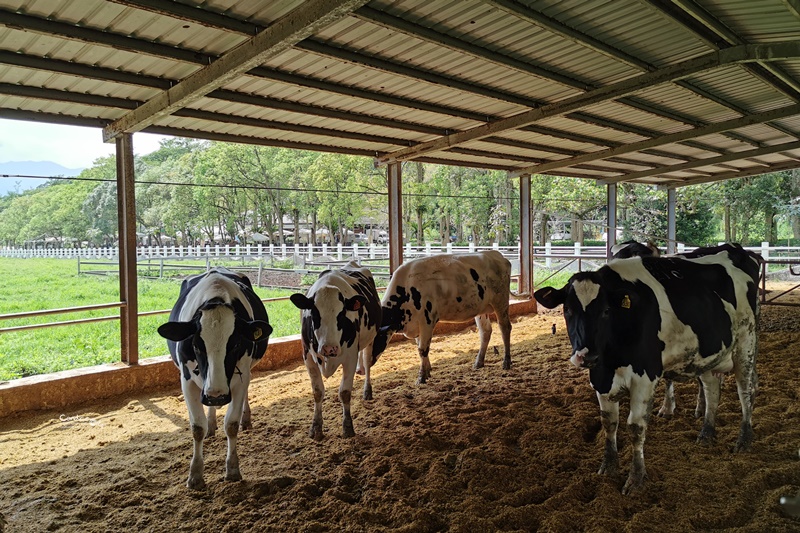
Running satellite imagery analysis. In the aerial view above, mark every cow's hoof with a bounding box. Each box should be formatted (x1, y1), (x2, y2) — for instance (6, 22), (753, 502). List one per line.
(187, 476), (206, 491)
(205, 427), (216, 439)
(309, 424), (324, 441)
(473, 359), (484, 370)
(363, 389), (373, 401)
(342, 425), (355, 438)
(225, 470), (242, 482)
(696, 424), (716, 445)
(598, 458), (618, 477)
(622, 471), (647, 495)
(502, 359), (512, 370)
(240, 420), (252, 431)
(733, 425), (753, 452)
(655, 409), (673, 419)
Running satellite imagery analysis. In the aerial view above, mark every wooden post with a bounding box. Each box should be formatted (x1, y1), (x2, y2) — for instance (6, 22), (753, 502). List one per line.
(116, 133), (138, 365)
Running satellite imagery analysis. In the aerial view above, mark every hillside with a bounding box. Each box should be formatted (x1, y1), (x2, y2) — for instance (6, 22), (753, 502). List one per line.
(0, 161), (83, 195)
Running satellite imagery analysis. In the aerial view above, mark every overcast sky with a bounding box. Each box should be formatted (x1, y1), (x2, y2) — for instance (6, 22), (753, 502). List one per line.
(0, 119), (169, 169)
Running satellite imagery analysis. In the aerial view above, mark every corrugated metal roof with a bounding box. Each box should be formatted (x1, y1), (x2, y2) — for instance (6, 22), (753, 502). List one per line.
(1, 0), (800, 187)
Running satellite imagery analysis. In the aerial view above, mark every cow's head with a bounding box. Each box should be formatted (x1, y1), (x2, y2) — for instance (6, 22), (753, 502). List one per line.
(158, 298), (272, 406)
(534, 271), (651, 371)
(290, 286), (366, 360)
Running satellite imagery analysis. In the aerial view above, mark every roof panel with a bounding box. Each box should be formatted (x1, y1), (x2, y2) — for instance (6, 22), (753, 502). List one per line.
(0, 0), (798, 186)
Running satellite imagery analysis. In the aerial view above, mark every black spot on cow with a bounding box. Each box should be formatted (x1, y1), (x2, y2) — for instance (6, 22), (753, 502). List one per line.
(426, 301), (432, 312)
(456, 296), (462, 303)
(470, 268), (480, 281)
(424, 309), (432, 325)
(477, 284), (485, 300)
(411, 287), (423, 311)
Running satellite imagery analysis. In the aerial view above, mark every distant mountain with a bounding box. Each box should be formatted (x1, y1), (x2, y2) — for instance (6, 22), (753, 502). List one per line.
(0, 161), (84, 196)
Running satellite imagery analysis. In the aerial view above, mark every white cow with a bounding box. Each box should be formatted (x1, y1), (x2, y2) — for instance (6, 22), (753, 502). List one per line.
(372, 250), (512, 384)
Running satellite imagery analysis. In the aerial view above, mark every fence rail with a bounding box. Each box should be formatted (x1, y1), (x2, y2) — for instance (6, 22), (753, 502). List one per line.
(3, 241), (799, 263)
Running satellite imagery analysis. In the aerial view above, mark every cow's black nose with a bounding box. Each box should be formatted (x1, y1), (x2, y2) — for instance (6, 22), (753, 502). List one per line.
(202, 394), (231, 407)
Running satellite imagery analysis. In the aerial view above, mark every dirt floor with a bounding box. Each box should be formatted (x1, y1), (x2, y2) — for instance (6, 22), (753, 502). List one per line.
(1, 283), (800, 532)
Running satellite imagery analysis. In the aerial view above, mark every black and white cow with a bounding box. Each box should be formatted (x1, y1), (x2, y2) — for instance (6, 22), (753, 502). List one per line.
(158, 267), (272, 490)
(535, 243), (760, 493)
(372, 250), (512, 385)
(290, 260), (381, 440)
(610, 240), (660, 259)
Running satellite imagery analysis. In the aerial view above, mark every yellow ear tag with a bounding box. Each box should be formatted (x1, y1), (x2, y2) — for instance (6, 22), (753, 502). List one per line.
(253, 328), (262, 340)
(621, 295), (631, 309)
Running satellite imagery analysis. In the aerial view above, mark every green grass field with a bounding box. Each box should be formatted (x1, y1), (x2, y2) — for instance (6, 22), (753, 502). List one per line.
(0, 257), (572, 381)
(0, 258), (300, 381)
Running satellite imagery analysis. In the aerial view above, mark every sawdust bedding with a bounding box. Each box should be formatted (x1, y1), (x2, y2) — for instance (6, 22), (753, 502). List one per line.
(1, 284), (799, 532)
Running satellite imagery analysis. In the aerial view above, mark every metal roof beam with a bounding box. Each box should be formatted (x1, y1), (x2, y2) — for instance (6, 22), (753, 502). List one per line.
(0, 7), (701, 160)
(601, 140), (800, 184)
(509, 103), (800, 177)
(668, 158), (800, 187)
(102, 0), (371, 141)
(376, 41), (800, 165)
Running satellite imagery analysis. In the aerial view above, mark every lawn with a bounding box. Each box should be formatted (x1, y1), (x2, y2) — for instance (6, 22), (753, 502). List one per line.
(0, 256), (570, 381)
(0, 258), (300, 380)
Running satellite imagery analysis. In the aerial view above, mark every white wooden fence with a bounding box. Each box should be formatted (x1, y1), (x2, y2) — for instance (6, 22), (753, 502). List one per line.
(1, 241), (798, 264)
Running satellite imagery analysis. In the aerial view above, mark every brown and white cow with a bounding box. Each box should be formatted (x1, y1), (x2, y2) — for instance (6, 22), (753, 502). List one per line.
(158, 267), (272, 490)
(290, 260), (382, 440)
(372, 250), (512, 385)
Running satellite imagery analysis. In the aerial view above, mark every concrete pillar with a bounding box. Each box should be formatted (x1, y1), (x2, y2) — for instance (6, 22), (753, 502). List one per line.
(388, 162), (403, 273)
(518, 173), (533, 298)
(115, 133), (138, 365)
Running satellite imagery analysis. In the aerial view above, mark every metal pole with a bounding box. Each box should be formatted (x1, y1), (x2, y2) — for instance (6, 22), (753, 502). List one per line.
(518, 173), (533, 298)
(667, 188), (677, 255)
(388, 162), (403, 273)
(115, 133), (139, 365)
(606, 183), (617, 259)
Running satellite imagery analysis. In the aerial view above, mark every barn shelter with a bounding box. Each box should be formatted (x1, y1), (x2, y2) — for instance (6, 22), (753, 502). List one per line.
(2, 0), (800, 412)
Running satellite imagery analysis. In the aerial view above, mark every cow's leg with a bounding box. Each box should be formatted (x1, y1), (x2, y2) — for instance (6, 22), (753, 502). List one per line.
(340, 355), (358, 438)
(657, 380), (675, 418)
(305, 355), (325, 440)
(416, 327), (434, 385)
(694, 377), (706, 419)
(697, 372), (722, 445)
(360, 345), (374, 401)
(240, 397), (252, 431)
(206, 406), (217, 437)
(596, 393), (619, 478)
(222, 371), (250, 482)
(623, 378), (656, 495)
(472, 314), (492, 369)
(497, 307), (512, 370)
(733, 344), (758, 452)
(182, 379), (207, 490)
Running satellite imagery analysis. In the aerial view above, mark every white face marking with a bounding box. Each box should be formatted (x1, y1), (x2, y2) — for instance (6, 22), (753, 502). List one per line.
(573, 279), (600, 311)
(199, 305), (236, 394)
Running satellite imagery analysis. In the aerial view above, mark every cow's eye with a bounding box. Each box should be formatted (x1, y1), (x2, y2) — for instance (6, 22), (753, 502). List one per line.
(601, 307), (610, 318)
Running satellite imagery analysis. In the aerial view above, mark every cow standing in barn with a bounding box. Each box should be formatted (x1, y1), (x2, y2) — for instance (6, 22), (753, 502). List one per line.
(290, 260), (381, 440)
(535, 243), (760, 493)
(372, 250), (512, 385)
(158, 267), (272, 490)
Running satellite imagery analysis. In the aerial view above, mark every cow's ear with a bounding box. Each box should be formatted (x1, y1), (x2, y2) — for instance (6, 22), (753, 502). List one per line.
(345, 295), (367, 312)
(158, 321), (197, 341)
(533, 286), (567, 309)
(243, 320), (273, 342)
(290, 293), (313, 310)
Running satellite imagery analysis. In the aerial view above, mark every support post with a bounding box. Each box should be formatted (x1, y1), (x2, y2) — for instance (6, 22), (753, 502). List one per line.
(388, 162), (403, 273)
(518, 173), (533, 298)
(667, 188), (677, 255)
(116, 134), (138, 365)
(606, 183), (617, 259)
